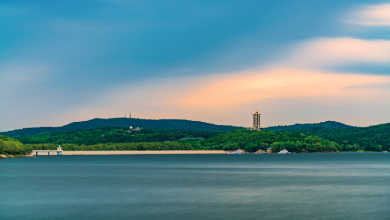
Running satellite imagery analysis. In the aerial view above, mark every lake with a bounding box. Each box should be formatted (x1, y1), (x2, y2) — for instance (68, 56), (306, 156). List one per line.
(1, 153), (390, 220)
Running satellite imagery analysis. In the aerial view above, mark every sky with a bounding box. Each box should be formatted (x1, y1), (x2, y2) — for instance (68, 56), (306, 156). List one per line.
(1, 0), (390, 131)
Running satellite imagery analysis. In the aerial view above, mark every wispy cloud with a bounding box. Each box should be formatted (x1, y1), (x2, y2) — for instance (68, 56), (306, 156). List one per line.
(0, 63), (51, 98)
(346, 4), (390, 26)
(86, 35), (390, 127)
(0, 64), (51, 84)
(5, 1), (390, 130)
(283, 38), (390, 70)
(346, 82), (390, 89)
(168, 67), (390, 107)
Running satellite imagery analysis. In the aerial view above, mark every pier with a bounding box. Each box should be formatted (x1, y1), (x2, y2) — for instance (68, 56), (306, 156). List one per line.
(32, 150), (62, 156)
(32, 145), (63, 156)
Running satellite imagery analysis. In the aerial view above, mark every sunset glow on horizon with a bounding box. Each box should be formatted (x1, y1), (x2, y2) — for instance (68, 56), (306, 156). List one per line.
(2, 1), (390, 131)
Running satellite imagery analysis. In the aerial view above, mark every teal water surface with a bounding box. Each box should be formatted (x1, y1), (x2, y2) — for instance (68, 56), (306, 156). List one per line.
(1, 153), (390, 220)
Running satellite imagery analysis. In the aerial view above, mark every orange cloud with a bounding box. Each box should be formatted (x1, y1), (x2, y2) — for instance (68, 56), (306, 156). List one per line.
(63, 37), (390, 127)
(285, 38), (390, 68)
(347, 4), (390, 26)
(169, 67), (390, 107)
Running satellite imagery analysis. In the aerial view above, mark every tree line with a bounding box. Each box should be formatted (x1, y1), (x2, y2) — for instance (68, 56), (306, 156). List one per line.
(0, 135), (25, 155)
(24, 142), (194, 152)
(186, 129), (340, 152)
(6, 127), (383, 155)
(17, 127), (221, 145)
(278, 123), (390, 151)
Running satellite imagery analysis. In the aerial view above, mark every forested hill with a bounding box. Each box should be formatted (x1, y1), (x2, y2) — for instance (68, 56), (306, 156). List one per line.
(18, 129), (341, 153)
(287, 123), (390, 151)
(17, 127), (221, 145)
(187, 129), (340, 153)
(1, 118), (241, 137)
(264, 121), (354, 131)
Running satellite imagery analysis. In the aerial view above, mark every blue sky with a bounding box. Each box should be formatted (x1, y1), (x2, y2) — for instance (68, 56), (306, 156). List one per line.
(1, 0), (390, 131)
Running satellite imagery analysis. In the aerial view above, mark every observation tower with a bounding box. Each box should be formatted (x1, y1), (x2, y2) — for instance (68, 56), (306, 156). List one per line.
(252, 110), (261, 131)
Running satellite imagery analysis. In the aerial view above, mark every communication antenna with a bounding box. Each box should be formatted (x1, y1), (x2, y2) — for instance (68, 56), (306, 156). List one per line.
(125, 111), (126, 118)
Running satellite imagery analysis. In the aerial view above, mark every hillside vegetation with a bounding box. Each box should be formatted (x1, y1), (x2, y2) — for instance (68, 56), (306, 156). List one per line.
(17, 127), (221, 145)
(1, 118), (241, 137)
(6, 121), (390, 154)
(264, 121), (354, 131)
(25, 142), (195, 152)
(185, 129), (340, 152)
(12, 129), (340, 153)
(0, 135), (25, 155)
(280, 123), (390, 151)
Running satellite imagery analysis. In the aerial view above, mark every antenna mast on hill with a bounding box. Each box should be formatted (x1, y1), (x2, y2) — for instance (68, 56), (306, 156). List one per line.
(125, 111), (126, 118)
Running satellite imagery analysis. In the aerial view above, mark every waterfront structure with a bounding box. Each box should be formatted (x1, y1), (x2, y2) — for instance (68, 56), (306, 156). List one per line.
(57, 145), (63, 155)
(32, 145), (63, 156)
(256, 149), (266, 154)
(33, 150), (59, 156)
(278, 149), (291, 154)
(228, 149), (242, 154)
(252, 110), (261, 131)
(31, 150), (227, 155)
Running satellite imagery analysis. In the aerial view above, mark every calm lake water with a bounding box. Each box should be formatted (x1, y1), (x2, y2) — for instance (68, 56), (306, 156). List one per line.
(1, 153), (390, 220)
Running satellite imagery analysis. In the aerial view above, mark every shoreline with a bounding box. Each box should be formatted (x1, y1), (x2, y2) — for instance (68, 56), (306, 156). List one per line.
(63, 150), (227, 155)
(2, 151), (388, 159)
(32, 150), (228, 156)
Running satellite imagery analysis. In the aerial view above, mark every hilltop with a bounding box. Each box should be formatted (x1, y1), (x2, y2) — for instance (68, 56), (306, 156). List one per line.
(264, 121), (354, 131)
(288, 123), (390, 151)
(0, 118), (241, 137)
(263, 121), (390, 151)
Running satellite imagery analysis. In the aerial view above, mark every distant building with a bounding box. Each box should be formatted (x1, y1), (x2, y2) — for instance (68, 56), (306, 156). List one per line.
(252, 110), (261, 131)
(266, 147), (272, 154)
(256, 149), (266, 154)
(127, 126), (140, 132)
(129, 127), (140, 132)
